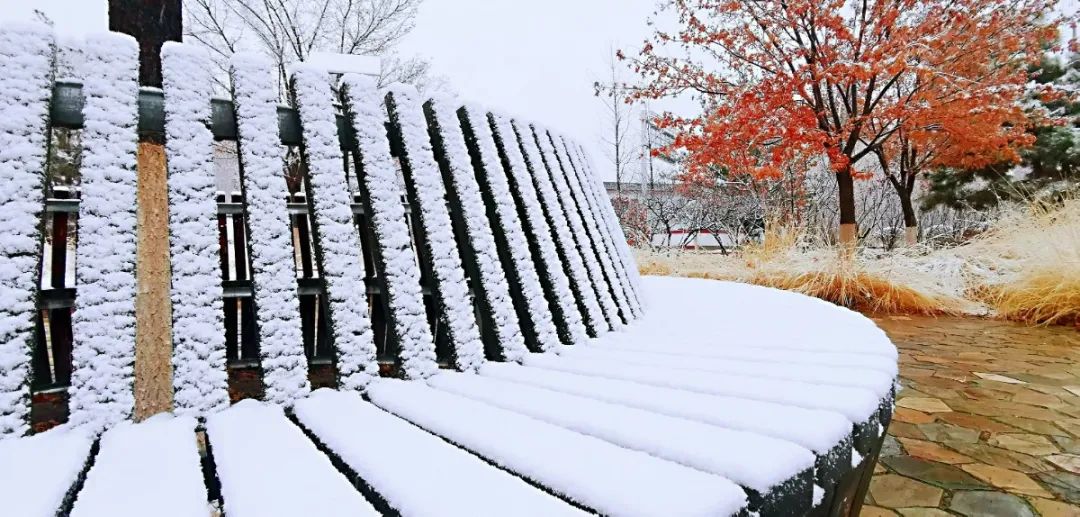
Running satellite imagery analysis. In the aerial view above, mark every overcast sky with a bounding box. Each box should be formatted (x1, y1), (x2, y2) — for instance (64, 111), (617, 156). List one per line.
(2, 0), (1077, 180)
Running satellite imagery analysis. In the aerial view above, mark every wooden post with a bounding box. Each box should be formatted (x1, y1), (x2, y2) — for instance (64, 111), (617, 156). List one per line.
(109, 0), (182, 420)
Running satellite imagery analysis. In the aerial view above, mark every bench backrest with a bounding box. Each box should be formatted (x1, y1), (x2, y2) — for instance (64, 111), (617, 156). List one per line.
(0, 27), (643, 438)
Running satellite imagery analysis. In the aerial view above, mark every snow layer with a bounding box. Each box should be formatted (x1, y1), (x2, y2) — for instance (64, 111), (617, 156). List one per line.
(459, 106), (561, 353)
(385, 85), (484, 371)
(511, 120), (607, 336)
(489, 113), (588, 346)
(557, 135), (642, 318)
(206, 399), (378, 517)
(291, 65), (378, 390)
(67, 33), (141, 432)
(160, 42), (230, 417)
(478, 363), (851, 453)
(230, 52), (311, 404)
(567, 141), (645, 301)
(0, 428), (93, 517)
(339, 74), (436, 380)
(429, 372), (814, 493)
(71, 414), (206, 517)
(366, 379), (747, 516)
(294, 389), (584, 516)
(0, 23), (53, 438)
(425, 97), (527, 362)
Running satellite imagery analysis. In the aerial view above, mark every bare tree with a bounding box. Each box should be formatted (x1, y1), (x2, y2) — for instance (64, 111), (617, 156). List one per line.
(594, 47), (636, 192)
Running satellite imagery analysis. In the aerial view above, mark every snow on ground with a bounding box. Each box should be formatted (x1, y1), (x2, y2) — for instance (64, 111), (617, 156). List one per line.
(428, 372), (815, 493)
(207, 400), (378, 517)
(0, 22), (54, 438)
(0, 428), (93, 517)
(367, 378), (748, 516)
(293, 389), (584, 516)
(71, 415), (206, 517)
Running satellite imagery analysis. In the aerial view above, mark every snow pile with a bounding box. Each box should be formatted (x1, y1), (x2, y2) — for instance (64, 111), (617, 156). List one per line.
(539, 127), (623, 329)
(556, 135), (641, 318)
(291, 65), (378, 390)
(294, 389), (583, 516)
(424, 97), (527, 362)
(67, 33), (141, 432)
(338, 74), (436, 379)
(366, 379), (748, 516)
(0, 428), (93, 517)
(429, 372), (815, 493)
(207, 400), (377, 516)
(458, 106), (561, 353)
(384, 85), (483, 372)
(230, 52), (311, 404)
(70, 414), (206, 517)
(512, 120), (607, 336)
(0, 23), (53, 438)
(160, 42), (230, 417)
(489, 113), (588, 346)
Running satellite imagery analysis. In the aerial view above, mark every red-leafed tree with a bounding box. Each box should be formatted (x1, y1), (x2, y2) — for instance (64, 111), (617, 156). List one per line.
(621, 0), (1062, 245)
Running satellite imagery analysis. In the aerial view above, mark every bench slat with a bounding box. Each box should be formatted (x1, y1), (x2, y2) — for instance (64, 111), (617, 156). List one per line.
(0, 428), (94, 517)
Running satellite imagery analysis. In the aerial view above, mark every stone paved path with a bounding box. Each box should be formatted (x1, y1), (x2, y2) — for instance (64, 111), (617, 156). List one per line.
(864, 316), (1080, 517)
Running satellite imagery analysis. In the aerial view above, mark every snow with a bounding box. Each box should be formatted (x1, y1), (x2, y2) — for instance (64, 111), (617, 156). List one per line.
(429, 372), (815, 493)
(813, 485), (825, 506)
(293, 389), (584, 516)
(557, 136), (642, 317)
(67, 32), (141, 432)
(160, 42), (230, 417)
(425, 96), (527, 362)
(339, 74), (437, 380)
(478, 362), (851, 454)
(291, 65), (378, 390)
(511, 119), (607, 336)
(385, 85), (484, 372)
(489, 113), (588, 347)
(367, 379), (747, 516)
(459, 105), (562, 353)
(851, 448), (864, 469)
(529, 124), (619, 332)
(70, 414), (207, 517)
(206, 399), (378, 517)
(0, 22), (53, 438)
(0, 428), (93, 516)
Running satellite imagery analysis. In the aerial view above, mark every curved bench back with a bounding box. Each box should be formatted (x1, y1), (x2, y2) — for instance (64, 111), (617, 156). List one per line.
(0, 27), (642, 438)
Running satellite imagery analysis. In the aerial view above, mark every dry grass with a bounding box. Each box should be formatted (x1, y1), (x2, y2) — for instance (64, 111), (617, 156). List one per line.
(636, 198), (1080, 325)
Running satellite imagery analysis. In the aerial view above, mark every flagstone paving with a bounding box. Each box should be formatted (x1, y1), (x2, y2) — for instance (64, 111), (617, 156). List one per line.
(863, 315), (1080, 516)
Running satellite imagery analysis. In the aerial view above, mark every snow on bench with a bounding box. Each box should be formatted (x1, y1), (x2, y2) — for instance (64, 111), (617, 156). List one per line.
(206, 400), (378, 517)
(70, 415), (206, 517)
(0, 428), (94, 517)
(366, 379), (748, 516)
(428, 372), (815, 513)
(293, 389), (585, 516)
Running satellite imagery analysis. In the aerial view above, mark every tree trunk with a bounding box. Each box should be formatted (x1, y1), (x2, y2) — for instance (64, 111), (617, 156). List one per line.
(899, 191), (918, 246)
(836, 168), (857, 249)
(108, 0), (183, 89)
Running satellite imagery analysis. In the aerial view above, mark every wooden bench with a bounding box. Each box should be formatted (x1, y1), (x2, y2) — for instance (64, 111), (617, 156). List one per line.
(0, 25), (896, 516)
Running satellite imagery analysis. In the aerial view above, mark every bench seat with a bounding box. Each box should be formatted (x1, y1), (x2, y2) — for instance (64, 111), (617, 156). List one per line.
(0, 428), (94, 517)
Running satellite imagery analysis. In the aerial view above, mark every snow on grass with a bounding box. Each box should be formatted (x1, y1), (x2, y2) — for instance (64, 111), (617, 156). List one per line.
(0, 427), (94, 517)
(530, 125), (620, 331)
(424, 97), (527, 362)
(160, 42), (230, 417)
(429, 372), (815, 494)
(0, 22), (53, 438)
(384, 85), (484, 371)
(366, 379), (748, 516)
(511, 120), (607, 336)
(230, 52), (310, 404)
(207, 399), (378, 517)
(70, 414), (206, 517)
(478, 362), (851, 454)
(459, 106), (561, 353)
(67, 33), (140, 432)
(294, 389), (585, 516)
(489, 113), (588, 347)
(338, 74), (437, 380)
(290, 66), (378, 390)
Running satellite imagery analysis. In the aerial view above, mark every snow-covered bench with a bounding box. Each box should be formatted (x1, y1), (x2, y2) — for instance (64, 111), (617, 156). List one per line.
(0, 24), (896, 517)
